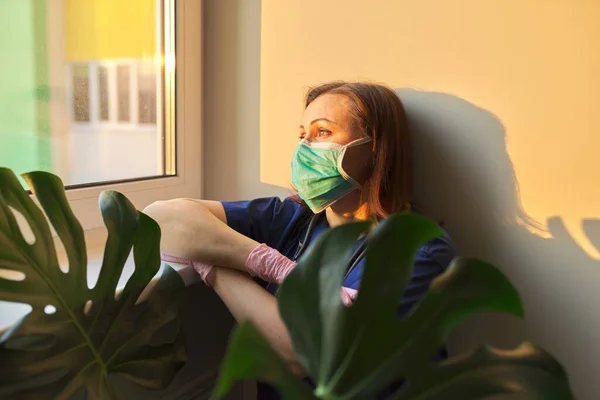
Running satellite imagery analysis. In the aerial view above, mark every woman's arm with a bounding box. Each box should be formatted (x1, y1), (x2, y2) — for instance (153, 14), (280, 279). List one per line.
(212, 267), (305, 376)
(143, 198), (257, 270)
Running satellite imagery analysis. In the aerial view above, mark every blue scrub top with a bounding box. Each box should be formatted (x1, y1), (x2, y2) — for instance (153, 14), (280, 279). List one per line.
(221, 196), (456, 399)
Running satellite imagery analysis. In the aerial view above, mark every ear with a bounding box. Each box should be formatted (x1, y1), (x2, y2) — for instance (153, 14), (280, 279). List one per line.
(341, 141), (374, 186)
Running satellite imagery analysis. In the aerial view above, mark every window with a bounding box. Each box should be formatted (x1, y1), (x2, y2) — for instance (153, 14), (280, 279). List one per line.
(72, 65), (90, 122)
(117, 65), (131, 122)
(0, 0), (202, 231)
(138, 60), (158, 124)
(68, 60), (158, 127)
(97, 65), (110, 121)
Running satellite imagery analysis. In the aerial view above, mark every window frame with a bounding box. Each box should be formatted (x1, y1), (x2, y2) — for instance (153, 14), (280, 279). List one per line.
(44, 0), (203, 232)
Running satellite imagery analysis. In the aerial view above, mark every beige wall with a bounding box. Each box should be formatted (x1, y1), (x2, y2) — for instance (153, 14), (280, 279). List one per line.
(204, 0), (599, 398)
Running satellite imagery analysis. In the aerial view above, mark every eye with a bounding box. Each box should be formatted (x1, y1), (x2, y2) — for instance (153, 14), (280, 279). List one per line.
(317, 128), (331, 137)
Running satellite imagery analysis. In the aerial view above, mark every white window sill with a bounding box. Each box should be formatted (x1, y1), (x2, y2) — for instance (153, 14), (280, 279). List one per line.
(0, 227), (201, 332)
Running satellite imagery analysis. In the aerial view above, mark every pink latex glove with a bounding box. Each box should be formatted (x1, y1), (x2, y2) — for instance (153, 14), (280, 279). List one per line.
(161, 253), (215, 287)
(246, 243), (359, 306)
(340, 287), (358, 306)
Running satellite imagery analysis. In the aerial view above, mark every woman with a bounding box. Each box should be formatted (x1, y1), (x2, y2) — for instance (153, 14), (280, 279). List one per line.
(144, 81), (456, 398)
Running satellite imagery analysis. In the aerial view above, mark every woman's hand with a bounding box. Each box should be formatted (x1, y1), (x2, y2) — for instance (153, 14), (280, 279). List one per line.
(143, 198), (258, 271)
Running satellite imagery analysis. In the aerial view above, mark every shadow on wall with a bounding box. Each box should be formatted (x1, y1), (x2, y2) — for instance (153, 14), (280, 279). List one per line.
(397, 89), (600, 399)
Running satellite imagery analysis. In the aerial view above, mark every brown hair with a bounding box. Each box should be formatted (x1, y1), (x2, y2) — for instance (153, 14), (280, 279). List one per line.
(296, 81), (412, 219)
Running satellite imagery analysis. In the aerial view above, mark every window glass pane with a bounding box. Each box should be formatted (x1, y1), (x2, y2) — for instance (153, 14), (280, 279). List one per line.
(117, 64), (130, 122)
(72, 65), (90, 122)
(0, 0), (173, 187)
(138, 60), (157, 124)
(98, 65), (109, 121)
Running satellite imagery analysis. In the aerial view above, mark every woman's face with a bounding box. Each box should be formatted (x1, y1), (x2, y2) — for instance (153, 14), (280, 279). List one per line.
(299, 93), (364, 145)
(299, 93), (373, 187)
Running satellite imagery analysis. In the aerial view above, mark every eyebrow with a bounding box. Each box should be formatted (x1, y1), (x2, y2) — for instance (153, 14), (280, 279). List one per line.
(299, 118), (338, 129)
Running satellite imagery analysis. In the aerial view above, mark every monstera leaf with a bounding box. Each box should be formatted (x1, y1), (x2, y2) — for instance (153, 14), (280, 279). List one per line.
(215, 213), (573, 399)
(0, 168), (186, 399)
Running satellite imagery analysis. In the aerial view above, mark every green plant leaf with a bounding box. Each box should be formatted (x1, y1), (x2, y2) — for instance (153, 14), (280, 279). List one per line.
(214, 321), (316, 400)
(313, 213), (447, 396)
(278, 221), (371, 380)
(216, 212), (574, 399)
(0, 168), (186, 399)
(326, 257), (527, 398)
(396, 342), (573, 400)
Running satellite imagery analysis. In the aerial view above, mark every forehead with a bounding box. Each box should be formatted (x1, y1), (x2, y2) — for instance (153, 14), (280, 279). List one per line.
(302, 93), (353, 128)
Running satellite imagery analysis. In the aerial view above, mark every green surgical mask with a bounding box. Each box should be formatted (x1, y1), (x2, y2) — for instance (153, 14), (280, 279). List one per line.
(291, 137), (373, 213)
